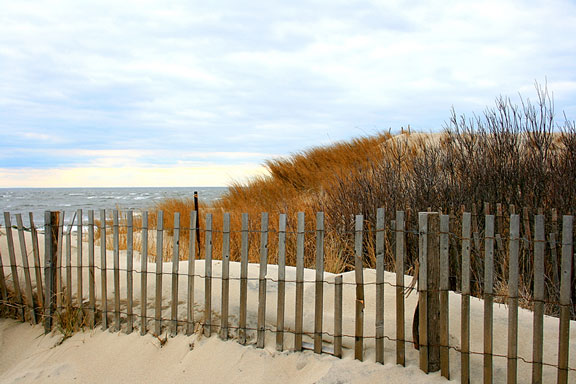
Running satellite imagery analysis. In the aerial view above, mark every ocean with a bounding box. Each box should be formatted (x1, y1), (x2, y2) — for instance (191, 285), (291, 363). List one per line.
(0, 187), (227, 227)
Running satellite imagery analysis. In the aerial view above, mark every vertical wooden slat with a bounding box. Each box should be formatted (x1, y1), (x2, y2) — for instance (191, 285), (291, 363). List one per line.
(43, 212), (59, 332)
(113, 210), (121, 331)
(257, 213), (269, 348)
(314, 212), (325, 354)
(154, 210), (164, 336)
(66, 222), (73, 307)
(140, 212), (148, 335)
(186, 210), (197, 336)
(0, 246), (8, 304)
(461, 212), (472, 384)
(375, 208), (385, 364)
(99, 210), (108, 330)
(439, 214), (450, 379)
(170, 213), (180, 336)
(334, 274), (343, 358)
(220, 213), (231, 340)
(557, 215), (573, 384)
(88, 210), (96, 329)
(4, 213), (24, 320)
(29, 213), (44, 310)
(532, 214), (545, 383)
(396, 211), (406, 366)
(294, 212), (305, 351)
(126, 211), (134, 334)
(354, 214), (365, 361)
(507, 214), (520, 384)
(276, 214), (287, 351)
(483, 214), (495, 384)
(239, 213), (249, 345)
(418, 212), (429, 373)
(56, 212), (64, 313)
(77, 209), (83, 310)
(15, 214), (37, 324)
(204, 213), (213, 337)
(549, 209), (560, 291)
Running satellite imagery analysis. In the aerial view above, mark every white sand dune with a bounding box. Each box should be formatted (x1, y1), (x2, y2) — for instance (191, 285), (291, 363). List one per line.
(1, 231), (575, 383)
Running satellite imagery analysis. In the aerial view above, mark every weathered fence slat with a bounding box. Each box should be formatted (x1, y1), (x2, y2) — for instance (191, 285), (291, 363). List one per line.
(239, 213), (249, 345)
(395, 210), (406, 366)
(483, 215), (495, 384)
(334, 274), (343, 359)
(557, 215), (573, 384)
(276, 214), (287, 351)
(15, 214), (37, 324)
(154, 210), (164, 336)
(186, 211), (197, 336)
(257, 213), (269, 348)
(220, 213), (231, 340)
(418, 212), (429, 372)
(125, 211), (134, 334)
(140, 212), (148, 335)
(461, 212), (472, 384)
(99, 210), (108, 330)
(294, 212), (305, 351)
(4, 212), (24, 320)
(56, 212), (64, 313)
(354, 214), (364, 361)
(314, 212), (324, 354)
(66, 215), (73, 308)
(77, 209), (83, 310)
(439, 214), (450, 380)
(44, 211), (59, 332)
(0, 245), (8, 303)
(507, 214), (520, 384)
(113, 210), (121, 331)
(29, 213), (44, 310)
(375, 208), (385, 364)
(532, 215), (545, 383)
(170, 213), (180, 336)
(88, 210), (96, 329)
(204, 213), (213, 337)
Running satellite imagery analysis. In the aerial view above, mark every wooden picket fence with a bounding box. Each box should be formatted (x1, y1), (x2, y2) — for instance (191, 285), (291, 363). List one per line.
(0, 208), (574, 384)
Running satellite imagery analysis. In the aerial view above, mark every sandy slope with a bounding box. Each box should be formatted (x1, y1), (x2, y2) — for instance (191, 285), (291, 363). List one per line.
(0, 231), (575, 383)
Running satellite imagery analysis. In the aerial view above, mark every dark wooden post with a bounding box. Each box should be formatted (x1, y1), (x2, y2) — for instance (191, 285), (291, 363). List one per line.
(418, 212), (441, 373)
(44, 211), (59, 333)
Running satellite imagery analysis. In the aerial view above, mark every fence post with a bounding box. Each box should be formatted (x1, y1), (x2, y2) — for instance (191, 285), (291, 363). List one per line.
(294, 212), (305, 351)
(257, 212), (269, 348)
(276, 214), (287, 351)
(170, 212), (180, 337)
(314, 212), (325, 354)
(557, 215), (573, 384)
(395, 211), (406, 366)
(507, 214), (520, 384)
(354, 214), (365, 361)
(140, 212), (148, 335)
(44, 211), (59, 333)
(483, 215), (495, 383)
(204, 214), (213, 337)
(375, 208), (385, 364)
(532, 215), (545, 383)
(220, 213), (231, 340)
(239, 213), (249, 345)
(418, 212), (441, 373)
(461, 212), (472, 383)
(334, 274), (343, 358)
(4, 212), (24, 321)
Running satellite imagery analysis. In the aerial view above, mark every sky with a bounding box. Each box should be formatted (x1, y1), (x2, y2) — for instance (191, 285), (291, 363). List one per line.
(1, 0), (575, 188)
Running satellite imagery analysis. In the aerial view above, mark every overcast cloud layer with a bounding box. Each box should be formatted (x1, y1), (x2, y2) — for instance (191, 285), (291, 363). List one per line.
(1, 0), (576, 186)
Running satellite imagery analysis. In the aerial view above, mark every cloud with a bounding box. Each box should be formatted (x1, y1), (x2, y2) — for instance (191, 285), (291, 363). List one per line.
(1, 0), (575, 186)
